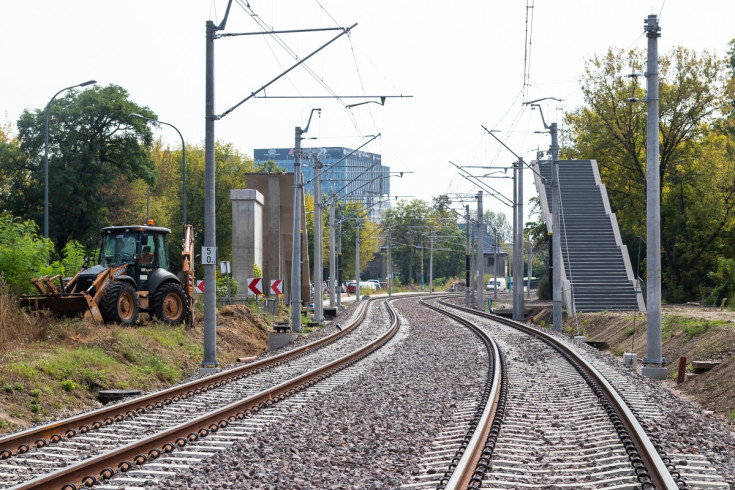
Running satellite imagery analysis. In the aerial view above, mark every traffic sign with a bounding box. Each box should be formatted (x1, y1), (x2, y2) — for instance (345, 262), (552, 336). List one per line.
(202, 247), (217, 265)
(247, 278), (263, 295)
(270, 279), (283, 295)
(196, 280), (205, 293)
(220, 261), (231, 274)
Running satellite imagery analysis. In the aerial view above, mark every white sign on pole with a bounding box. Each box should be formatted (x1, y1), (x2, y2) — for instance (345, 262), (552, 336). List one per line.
(201, 247), (217, 265)
(220, 261), (231, 274)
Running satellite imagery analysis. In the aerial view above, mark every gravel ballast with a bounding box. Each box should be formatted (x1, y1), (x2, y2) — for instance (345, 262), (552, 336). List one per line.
(159, 297), (489, 488)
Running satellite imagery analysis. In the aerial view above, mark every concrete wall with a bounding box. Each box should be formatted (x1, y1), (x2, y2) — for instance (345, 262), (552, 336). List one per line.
(230, 189), (263, 300)
(234, 173), (310, 304)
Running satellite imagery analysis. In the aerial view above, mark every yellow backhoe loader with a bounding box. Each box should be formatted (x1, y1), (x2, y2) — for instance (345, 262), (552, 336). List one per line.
(21, 223), (196, 326)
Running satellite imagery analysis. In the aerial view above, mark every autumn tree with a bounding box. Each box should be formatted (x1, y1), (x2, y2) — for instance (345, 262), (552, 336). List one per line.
(2, 85), (157, 250)
(565, 46), (734, 301)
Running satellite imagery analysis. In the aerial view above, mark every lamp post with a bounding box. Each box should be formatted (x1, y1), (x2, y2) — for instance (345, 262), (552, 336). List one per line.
(130, 114), (187, 226)
(44, 80), (96, 238)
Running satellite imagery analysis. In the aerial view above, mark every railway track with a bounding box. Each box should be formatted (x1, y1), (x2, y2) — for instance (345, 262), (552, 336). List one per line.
(0, 297), (406, 489)
(406, 298), (686, 489)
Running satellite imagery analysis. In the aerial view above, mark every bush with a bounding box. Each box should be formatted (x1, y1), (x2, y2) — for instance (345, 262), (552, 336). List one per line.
(216, 276), (239, 297)
(705, 257), (735, 307)
(536, 273), (550, 300)
(0, 215), (55, 294)
(60, 379), (77, 392)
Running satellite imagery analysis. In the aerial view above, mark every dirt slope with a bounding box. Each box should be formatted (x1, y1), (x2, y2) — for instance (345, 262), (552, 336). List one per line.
(554, 304), (735, 430)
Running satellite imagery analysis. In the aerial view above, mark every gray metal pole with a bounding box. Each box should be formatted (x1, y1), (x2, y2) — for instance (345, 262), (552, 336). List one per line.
(429, 236), (434, 293)
(514, 159), (525, 320)
(494, 227), (498, 300)
(465, 205), (471, 307)
(527, 242), (533, 299)
(314, 158), (324, 323)
(643, 14), (666, 380)
(476, 191), (484, 311)
(470, 224), (476, 308)
(337, 219), (342, 307)
(551, 122), (563, 331)
(329, 195), (336, 307)
(201, 20), (219, 371)
(355, 221), (360, 301)
(290, 126), (303, 331)
(388, 227), (392, 297)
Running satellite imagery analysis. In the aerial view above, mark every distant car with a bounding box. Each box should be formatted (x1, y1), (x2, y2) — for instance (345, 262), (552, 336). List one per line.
(486, 278), (507, 291)
(347, 281), (377, 294)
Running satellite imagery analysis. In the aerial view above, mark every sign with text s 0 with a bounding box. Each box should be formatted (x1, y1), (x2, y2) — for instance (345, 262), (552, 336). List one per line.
(201, 247), (217, 265)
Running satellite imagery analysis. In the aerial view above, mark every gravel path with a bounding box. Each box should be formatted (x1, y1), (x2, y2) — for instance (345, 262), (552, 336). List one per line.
(158, 297), (489, 488)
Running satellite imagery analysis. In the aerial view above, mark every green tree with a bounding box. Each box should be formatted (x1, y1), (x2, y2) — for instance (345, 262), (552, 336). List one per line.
(255, 159), (285, 172)
(383, 199), (457, 285)
(335, 201), (380, 280)
(179, 141), (254, 272)
(565, 46), (733, 301)
(4, 84), (157, 250)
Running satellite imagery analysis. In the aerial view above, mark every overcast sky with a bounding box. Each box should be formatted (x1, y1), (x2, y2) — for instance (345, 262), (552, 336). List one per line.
(2, 1), (734, 221)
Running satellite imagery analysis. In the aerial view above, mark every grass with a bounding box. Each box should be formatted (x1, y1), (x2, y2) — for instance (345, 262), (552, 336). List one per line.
(662, 316), (726, 343)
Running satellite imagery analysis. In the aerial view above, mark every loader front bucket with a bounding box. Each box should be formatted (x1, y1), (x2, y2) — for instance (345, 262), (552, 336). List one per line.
(20, 293), (103, 322)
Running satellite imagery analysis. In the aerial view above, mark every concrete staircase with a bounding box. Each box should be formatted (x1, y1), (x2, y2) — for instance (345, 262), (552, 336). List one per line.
(533, 160), (644, 313)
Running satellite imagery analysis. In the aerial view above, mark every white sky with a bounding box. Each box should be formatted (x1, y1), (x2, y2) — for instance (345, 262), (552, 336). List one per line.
(2, 1), (734, 222)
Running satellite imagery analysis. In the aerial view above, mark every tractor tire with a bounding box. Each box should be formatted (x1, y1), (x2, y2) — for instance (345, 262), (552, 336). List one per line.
(151, 282), (188, 325)
(100, 282), (139, 325)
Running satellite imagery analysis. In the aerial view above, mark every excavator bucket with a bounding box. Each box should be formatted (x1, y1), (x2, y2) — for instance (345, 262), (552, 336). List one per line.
(19, 293), (104, 322)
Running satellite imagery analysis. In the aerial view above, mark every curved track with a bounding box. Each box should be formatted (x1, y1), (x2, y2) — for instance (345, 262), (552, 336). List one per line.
(418, 298), (685, 489)
(0, 298), (408, 490)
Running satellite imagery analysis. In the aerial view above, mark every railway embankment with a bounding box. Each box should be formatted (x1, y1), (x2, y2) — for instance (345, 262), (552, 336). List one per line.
(0, 303), (274, 435)
(555, 305), (735, 431)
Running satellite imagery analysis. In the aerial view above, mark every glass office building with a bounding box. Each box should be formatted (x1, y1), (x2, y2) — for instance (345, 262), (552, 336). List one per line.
(253, 146), (391, 219)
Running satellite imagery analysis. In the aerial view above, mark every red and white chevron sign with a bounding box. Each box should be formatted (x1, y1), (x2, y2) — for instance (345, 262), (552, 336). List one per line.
(270, 279), (283, 295)
(247, 278), (263, 295)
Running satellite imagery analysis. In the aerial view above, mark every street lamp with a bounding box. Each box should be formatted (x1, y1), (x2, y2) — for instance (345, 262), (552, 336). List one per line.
(44, 79), (96, 238)
(129, 113), (187, 226)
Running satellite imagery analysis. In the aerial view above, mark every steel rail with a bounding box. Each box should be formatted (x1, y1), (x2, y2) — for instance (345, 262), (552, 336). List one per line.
(14, 300), (401, 490)
(437, 299), (682, 490)
(419, 299), (502, 490)
(0, 299), (373, 461)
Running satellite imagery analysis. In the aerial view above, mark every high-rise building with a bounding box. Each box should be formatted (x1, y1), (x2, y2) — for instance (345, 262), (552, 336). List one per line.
(253, 146), (391, 219)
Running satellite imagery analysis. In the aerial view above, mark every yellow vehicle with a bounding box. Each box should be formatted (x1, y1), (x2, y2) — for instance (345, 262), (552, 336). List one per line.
(22, 223), (196, 326)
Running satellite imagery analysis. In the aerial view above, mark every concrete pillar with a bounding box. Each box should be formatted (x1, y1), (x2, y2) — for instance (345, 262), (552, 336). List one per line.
(230, 189), (264, 300)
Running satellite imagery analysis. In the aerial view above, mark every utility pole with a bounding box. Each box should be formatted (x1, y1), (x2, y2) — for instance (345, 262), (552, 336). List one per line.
(313, 157), (324, 324)
(527, 240), (533, 299)
(329, 195), (336, 308)
(429, 236), (434, 293)
(513, 159), (524, 320)
(470, 224), (476, 308)
(476, 191), (484, 311)
(550, 122), (562, 331)
(290, 126), (303, 331)
(355, 221), (360, 301)
(642, 14), (667, 380)
(290, 109), (320, 331)
(494, 227), (498, 300)
(201, 12), (227, 373)
(337, 217), (343, 307)
(420, 244), (424, 291)
(465, 205), (471, 307)
(388, 227), (392, 297)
